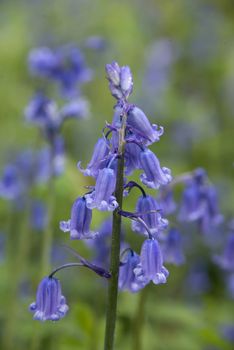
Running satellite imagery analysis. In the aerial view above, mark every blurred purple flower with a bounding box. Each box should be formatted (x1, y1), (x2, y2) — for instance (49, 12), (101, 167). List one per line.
(30, 200), (48, 231)
(162, 228), (185, 265)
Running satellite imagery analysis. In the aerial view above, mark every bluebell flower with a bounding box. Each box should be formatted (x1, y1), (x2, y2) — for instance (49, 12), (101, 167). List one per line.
(134, 238), (169, 285)
(0, 164), (23, 200)
(132, 195), (168, 237)
(139, 148), (172, 189)
(106, 61), (133, 100)
(162, 228), (185, 265)
(185, 262), (210, 296)
(178, 169), (223, 233)
(60, 196), (98, 239)
(214, 233), (234, 271)
(77, 138), (109, 178)
(157, 187), (176, 215)
(119, 249), (146, 292)
(29, 276), (69, 321)
(24, 93), (59, 131)
(29, 45), (92, 97)
(60, 97), (89, 121)
(85, 168), (118, 211)
(127, 106), (164, 145)
(124, 142), (142, 175)
(30, 201), (48, 231)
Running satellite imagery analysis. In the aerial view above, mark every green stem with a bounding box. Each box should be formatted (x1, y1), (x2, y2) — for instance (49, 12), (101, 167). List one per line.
(132, 287), (149, 350)
(104, 112), (127, 350)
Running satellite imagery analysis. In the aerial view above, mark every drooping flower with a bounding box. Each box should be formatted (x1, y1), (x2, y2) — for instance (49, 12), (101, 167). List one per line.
(77, 138), (109, 178)
(60, 196), (98, 239)
(30, 200), (48, 231)
(214, 233), (234, 271)
(162, 228), (185, 265)
(29, 276), (69, 321)
(85, 168), (118, 211)
(134, 238), (169, 285)
(119, 249), (146, 292)
(127, 106), (164, 145)
(124, 142), (142, 175)
(139, 148), (172, 189)
(0, 164), (23, 200)
(131, 195), (168, 237)
(157, 186), (176, 215)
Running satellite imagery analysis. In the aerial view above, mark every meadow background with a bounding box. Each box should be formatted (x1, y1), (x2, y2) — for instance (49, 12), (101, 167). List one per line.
(0, 0), (234, 349)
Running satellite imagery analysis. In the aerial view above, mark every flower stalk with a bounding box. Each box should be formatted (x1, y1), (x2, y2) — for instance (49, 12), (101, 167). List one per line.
(104, 111), (127, 350)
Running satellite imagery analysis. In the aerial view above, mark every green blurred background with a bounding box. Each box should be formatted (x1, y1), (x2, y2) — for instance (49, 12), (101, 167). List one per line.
(0, 0), (234, 349)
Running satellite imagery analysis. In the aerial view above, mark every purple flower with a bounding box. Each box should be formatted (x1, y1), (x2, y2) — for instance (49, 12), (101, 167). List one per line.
(0, 164), (23, 200)
(24, 93), (59, 131)
(124, 142), (142, 175)
(29, 276), (69, 321)
(106, 61), (133, 100)
(178, 169), (223, 233)
(84, 36), (107, 50)
(214, 233), (234, 271)
(139, 148), (172, 189)
(85, 168), (118, 211)
(157, 187), (176, 215)
(60, 196), (98, 239)
(52, 135), (65, 176)
(134, 238), (169, 285)
(162, 228), (185, 265)
(30, 201), (48, 231)
(119, 249), (146, 292)
(28, 45), (92, 97)
(132, 195), (168, 237)
(127, 106), (164, 145)
(77, 138), (109, 178)
(60, 98), (89, 121)
(220, 324), (234, 344)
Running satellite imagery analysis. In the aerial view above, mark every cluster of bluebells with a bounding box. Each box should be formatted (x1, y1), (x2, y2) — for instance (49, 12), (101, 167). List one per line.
(30, 60), (226, 322)
(25, 43), (93, 177)
(30, 61), (176, 321)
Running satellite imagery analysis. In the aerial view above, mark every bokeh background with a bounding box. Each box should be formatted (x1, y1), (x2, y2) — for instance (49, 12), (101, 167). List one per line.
(0, 0), (234, 349)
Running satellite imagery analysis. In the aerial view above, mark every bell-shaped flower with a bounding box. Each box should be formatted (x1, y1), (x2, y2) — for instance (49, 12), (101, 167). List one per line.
(134, 238), (169, 285)
(158, 187), (176, 215)
(0, 164), (23, 200)
(119, 249), (146, 292)
(214, 233), (234, 271)
(140, 149), (172, 189)
(29, 276), (69, 321)
(77, 138), (109, 178)
(162, 228), (185, 265)
(85, 168), (118, 211)
(127, 106), (164, 145)
(60, 197), (98, 239)
(124, 142), (142, 175)
(132, 195), (168, 237)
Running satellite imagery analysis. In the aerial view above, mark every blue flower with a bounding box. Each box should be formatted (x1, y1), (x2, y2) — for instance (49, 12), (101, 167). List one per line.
(139, 148), (172, 189)
(28, 45), (92, 97)
(0, 164), (23, 200)
(29, 276), (69, 321)
(134, 238), (169, 285)
(85, 168), (118, 211)
(132, 195), (168, 237)
(105, 61), (133, 100)
(30, 201), (48, 231)
(127, 106), (164, 145)
(78, 138), (109, 178)
(158, 187), (176, 215)
(119, 249), (146, 292)
(60, 196), (98, 239)
(124, 142), (142, 175)
(162, 228), (185, 265)
(214, 233), (234, 271)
